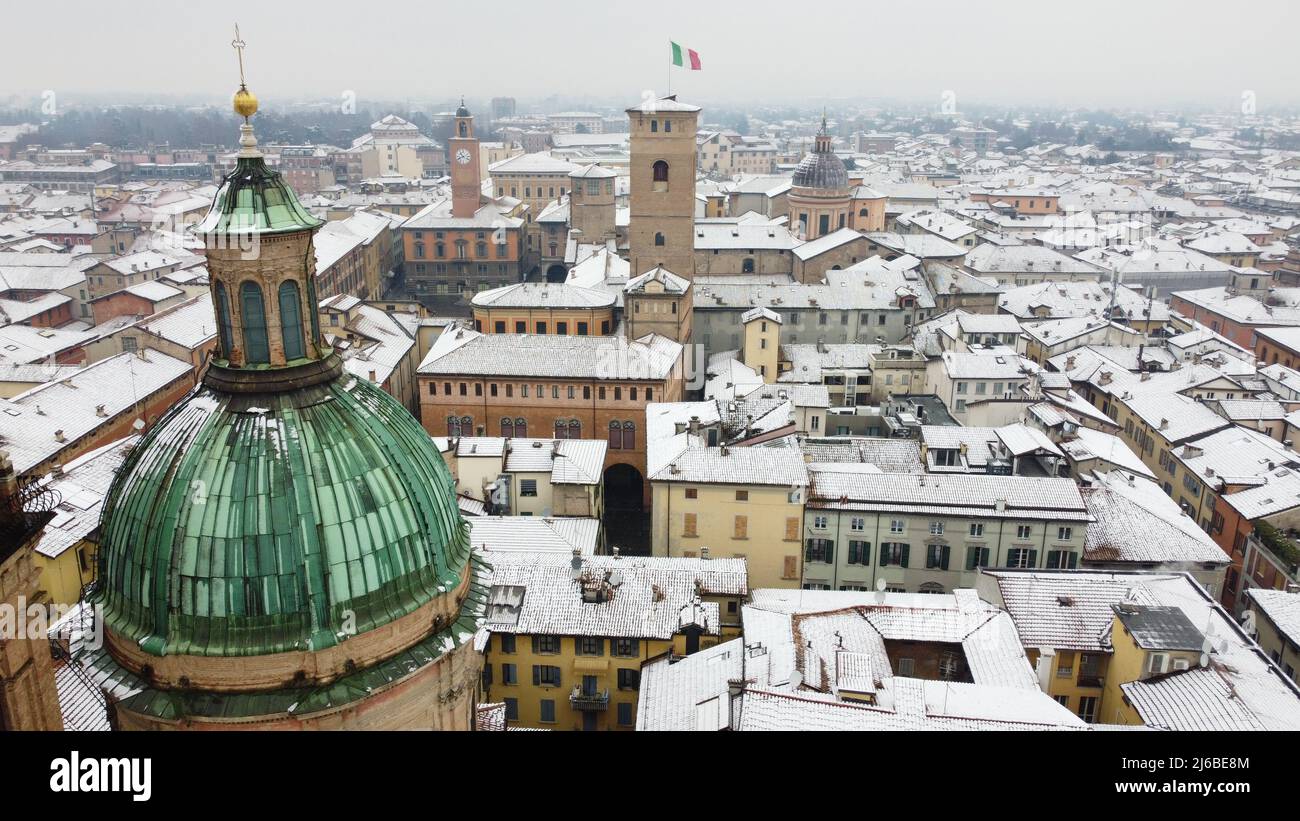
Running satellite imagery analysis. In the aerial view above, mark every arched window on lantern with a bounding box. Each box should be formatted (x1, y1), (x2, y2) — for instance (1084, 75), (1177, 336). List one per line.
(278, 280), (305, 361)
(652, 160), (669, 192)
(240, 281), (270, 364)
(214, 281), (234, 357)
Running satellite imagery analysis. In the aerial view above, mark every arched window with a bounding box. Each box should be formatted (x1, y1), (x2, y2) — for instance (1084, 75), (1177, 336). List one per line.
(569, 419), (581, 438)
(458, 122), (467, 138)
(621, 421), (636, 450)
(447, 415), (462, 437)
(654, 232), (665, 246)
(554, 419), (568, 440)
(515, 417), (527, 437)
(608, 420), (621, 449)
(918, 582), (945, 595)
(214, 281), (234, 357)
(652, 160), (669, 192)
(240, 281), (270, 364)
(278, 280), (305, 361)
(500, 417), (514, 437)
(461, 415), (473, 436)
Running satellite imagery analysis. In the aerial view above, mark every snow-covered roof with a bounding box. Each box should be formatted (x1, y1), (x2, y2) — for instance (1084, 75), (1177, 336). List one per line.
(484, 553), (745, 640)
(1082, 472), (1230, 565)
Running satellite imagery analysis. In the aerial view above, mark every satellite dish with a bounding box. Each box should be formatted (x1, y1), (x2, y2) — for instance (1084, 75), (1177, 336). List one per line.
(789, 670), (803, 690)
(132, 418), (145, 431)
(1199, 653), (1209, 668)
(876, 578), (888, 592)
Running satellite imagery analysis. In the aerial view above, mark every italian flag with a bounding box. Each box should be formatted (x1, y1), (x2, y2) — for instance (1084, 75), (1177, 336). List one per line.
(670, 41), (702, 70)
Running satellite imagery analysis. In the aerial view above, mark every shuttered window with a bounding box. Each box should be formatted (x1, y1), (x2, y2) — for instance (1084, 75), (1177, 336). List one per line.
(240, 281), (270, 364)
(278, 280), (305, 361)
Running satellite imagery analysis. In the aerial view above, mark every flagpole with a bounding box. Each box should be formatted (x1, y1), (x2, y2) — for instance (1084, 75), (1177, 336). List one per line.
(667, 39), (672, 96)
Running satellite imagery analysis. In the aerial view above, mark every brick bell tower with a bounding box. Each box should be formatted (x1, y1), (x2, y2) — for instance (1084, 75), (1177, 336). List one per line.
(450, 99), (481, 219)
(626, 95), (701, 279)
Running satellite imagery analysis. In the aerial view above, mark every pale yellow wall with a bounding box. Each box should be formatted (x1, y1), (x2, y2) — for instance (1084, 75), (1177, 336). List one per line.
(33, 542), (93, 609)
(1025, 647), (1108, 720)
(456, 454), (505, 500)
(742, 317), (780, 382)
(1098, 617), (1200, 725)
(651, 480), (803, 589)
(510, 469), (554, 516)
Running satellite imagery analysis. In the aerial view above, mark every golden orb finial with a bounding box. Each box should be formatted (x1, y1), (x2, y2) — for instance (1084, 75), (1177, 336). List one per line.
(233, 86), (259, 119)
(230, 25), (258, 120)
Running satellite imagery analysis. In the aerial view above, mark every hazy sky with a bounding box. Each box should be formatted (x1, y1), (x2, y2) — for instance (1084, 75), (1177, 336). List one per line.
(2, 0), (1297, 111)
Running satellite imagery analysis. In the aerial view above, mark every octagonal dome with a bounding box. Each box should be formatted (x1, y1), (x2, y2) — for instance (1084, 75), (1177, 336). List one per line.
(95, 366), (470, 658)
(792, 150), (848, 192)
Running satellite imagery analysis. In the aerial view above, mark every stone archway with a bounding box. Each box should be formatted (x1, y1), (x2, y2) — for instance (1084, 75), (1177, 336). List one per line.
(545, 264), (567, 283)
(602, 462), (647, 555)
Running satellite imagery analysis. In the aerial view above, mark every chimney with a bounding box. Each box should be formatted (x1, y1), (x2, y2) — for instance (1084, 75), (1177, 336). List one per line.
(1159, 418), (1169, 431)
(700, 547), (710, 561)
(54, 429), (66, 443)
(720, 444), (730, 456)
(1034, 649), (1056, 694)
(675, 422), (686, 435)
(95, 404), (108, 417)
(1099, 371), (1112, 385)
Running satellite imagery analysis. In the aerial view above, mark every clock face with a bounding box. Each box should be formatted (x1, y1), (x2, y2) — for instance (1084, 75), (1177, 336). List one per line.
(456, 149), (472, 165)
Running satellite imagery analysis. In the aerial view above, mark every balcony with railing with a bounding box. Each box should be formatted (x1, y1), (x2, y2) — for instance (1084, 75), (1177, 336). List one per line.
(569, 687), (609, 711)
(1077, 656), (1105, 689)
(1250, 523), (1300, 582)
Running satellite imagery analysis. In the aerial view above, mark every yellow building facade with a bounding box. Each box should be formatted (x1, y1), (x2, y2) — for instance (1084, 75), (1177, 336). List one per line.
(481, 554), (746, 730)
(650, 453), (808, 590)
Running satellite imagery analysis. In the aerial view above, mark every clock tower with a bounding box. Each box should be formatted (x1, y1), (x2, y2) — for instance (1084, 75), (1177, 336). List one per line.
(450, 99), (481, 218)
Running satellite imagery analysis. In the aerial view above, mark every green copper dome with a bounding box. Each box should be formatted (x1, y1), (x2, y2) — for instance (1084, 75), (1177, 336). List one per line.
(197, 155), (323, 236)
(94, 367), (471, 657)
